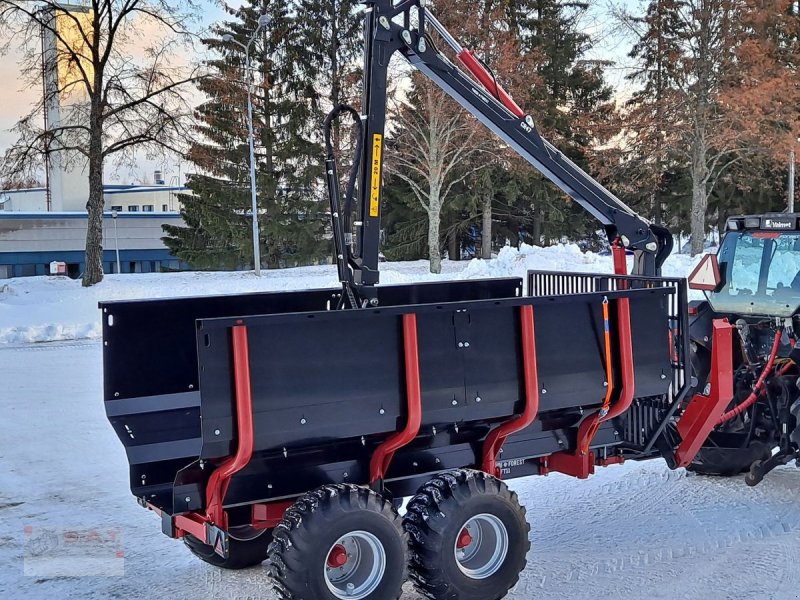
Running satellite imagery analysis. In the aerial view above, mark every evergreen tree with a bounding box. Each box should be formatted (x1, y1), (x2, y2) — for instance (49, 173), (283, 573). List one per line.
(623, 0), (800, 253)
(164, 1), (325, 270)
(506, 0), (619, 246)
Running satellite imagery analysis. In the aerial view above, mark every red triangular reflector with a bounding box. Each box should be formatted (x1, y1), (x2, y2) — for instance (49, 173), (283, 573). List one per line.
(688, 254), (721, 291)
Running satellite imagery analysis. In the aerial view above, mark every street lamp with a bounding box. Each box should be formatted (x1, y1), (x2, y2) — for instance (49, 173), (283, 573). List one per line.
(222, 13), (271, 276)
(111, 208), (121, 274)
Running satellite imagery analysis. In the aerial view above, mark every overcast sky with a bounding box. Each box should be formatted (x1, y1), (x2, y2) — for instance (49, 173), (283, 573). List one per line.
(0, 0), (641, 186)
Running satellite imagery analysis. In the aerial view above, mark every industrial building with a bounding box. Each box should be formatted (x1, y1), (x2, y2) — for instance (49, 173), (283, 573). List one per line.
(0, 210), (186, 279)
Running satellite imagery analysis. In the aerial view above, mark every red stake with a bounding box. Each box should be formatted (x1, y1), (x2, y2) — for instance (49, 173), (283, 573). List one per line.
(204, 324), (256, 529)
(481, 305), (540, 477)
(369, 314), (423, 484)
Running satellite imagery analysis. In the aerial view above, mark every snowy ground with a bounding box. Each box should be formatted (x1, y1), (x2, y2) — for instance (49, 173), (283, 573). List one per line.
(6, 246), (800, 600)
(0, 243), (699, 345)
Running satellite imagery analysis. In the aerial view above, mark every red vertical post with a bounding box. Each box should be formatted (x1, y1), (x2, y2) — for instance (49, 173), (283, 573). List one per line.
(369, 313), (423, 484)
(674, 319), (735, 467)
(481, 305), (540, 477)
(204, 324), (255, 528)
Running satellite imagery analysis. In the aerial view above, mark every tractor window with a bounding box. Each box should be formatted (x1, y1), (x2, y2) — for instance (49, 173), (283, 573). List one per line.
(767, 235), (800, 291)
(709, 231), (800, 317)
(727, 234), (764, 294)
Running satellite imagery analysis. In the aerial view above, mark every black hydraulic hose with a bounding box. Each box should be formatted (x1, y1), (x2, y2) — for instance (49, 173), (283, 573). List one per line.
(324, 104), (365, 309)
(323, 104), (364, 227)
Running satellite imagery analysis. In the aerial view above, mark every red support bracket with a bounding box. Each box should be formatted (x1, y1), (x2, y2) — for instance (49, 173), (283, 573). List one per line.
(252, 500), (296, 530)
(674, 319), (735, 468)
(369, 313), (423, 485)
(545, 294), (636, 479)
(203, 323), (256, 530)
(481, 305), (540, 478)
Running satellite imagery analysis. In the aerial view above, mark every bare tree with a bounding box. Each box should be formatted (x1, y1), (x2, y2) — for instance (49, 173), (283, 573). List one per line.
(386, 73), (492, 274)
(0, 0), (203, 285)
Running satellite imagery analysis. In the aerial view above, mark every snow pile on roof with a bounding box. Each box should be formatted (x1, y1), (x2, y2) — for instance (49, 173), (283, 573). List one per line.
(0, 245), (702, 345)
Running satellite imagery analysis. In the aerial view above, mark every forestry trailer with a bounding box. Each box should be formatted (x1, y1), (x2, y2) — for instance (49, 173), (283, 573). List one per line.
(101, 2), (800, 599)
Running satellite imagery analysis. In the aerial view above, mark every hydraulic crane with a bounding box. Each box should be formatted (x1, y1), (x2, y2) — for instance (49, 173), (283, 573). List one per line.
(325, 0), (674, 308)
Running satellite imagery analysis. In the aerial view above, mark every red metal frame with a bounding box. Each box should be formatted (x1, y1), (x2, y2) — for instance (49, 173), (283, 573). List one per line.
(612, 242), (628, 276)
(481, 305), (540, 477)
(169, 323), (260, 542)
(203, 324), (256, 528)
(252, 500), (296, 530)
(544, 293), (636, 479)
(456, 49), (525, 118)
(674, 319), (735, 467)
(369, 313), (423, 484)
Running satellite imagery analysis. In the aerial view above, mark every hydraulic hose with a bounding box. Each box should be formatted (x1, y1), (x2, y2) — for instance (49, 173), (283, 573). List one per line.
(716, 328), (783, 426)
(323, 104), (365, 309)
(323, 104), (364, 229)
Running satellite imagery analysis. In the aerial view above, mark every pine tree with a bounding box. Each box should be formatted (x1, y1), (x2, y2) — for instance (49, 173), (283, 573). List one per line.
(507, 0), (619, 246)
(164, 1), (326, 270)
(619, 0), (685, 226)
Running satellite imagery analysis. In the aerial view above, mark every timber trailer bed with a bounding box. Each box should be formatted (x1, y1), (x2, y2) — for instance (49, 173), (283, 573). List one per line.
(102, 2), (742, 599)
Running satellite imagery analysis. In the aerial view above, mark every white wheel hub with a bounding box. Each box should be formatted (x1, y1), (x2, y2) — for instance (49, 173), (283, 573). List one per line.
(453, 513), (509, 579)
(324, 530), (386, 599)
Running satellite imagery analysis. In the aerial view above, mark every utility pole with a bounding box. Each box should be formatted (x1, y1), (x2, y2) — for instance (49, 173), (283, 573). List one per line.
(790, 149), (795, 213)
(222, 13), (271, 276)
(111, 208), (121, 274)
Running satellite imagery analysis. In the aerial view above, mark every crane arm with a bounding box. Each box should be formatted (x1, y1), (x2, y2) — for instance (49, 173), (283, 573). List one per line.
(326, 0), (672, 306)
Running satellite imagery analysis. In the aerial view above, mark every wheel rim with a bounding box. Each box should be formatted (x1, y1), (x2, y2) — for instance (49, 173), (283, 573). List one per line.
(453, 513), (509, 579)
(324, 530), (386, 599)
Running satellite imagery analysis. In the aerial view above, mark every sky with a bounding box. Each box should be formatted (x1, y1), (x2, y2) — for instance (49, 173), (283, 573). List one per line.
(0, 0), (641, 187)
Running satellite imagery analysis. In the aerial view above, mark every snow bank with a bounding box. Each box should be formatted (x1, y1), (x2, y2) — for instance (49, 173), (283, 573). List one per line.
(0, 246), (702, 345)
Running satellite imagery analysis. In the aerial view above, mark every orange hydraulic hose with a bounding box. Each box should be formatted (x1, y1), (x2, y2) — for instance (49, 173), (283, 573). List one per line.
(576, 297), (614, 456)
(599, 297), (614, 418)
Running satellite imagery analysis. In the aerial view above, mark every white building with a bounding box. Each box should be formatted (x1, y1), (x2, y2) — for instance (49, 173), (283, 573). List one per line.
(0, 183), (187, 213)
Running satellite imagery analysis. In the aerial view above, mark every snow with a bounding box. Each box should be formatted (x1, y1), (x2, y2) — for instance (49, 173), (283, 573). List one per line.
(0, 244), (702, 345)
(12, 246), (791, 600)
(2, 341), (800, 599)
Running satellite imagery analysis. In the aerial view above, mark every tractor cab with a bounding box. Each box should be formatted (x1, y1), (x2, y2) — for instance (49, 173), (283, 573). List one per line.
(692, 214), (800, 319)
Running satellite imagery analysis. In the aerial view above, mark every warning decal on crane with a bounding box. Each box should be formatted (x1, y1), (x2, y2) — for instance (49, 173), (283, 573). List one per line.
(370, 134), (383, 217)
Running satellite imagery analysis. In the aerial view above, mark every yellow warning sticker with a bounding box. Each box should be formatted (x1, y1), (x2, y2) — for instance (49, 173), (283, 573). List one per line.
(369, 134), (383, 217)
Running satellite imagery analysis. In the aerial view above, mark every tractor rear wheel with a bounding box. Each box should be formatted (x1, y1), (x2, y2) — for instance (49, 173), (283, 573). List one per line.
(688, 441), (773, 476)
(403, 469), (530, 600)
(268, 484), (407, 600)
(184, 526), (272, 569)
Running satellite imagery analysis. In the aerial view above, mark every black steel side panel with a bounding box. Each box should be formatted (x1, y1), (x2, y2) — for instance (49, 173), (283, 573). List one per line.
(100, 278), (522, 504)
(196, 296), (626, 459)
(190, 288), (672, 510)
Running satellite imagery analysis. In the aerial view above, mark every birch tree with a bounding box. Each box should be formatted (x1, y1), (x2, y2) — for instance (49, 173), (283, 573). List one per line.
(0, 0), (202, 285)
(386, 73), (492, 273)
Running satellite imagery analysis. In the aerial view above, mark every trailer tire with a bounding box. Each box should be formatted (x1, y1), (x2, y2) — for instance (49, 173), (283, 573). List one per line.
(688, 441), (773, 476)
(183, 527), (272, 569)
(268, 484), (407, 600)
(403, 469), (530, 600)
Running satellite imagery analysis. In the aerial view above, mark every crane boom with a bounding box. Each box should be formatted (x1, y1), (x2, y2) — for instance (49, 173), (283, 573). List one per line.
(325, 0), (672, 306)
